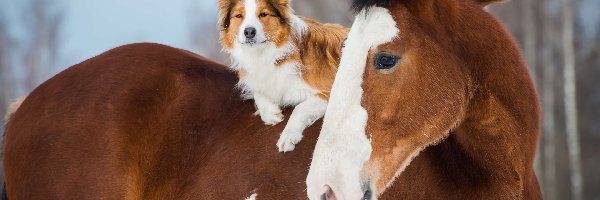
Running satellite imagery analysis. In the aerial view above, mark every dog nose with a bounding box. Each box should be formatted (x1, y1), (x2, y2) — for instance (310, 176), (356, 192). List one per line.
(244, 27), (257, 39)
(363, 189), (372, 200)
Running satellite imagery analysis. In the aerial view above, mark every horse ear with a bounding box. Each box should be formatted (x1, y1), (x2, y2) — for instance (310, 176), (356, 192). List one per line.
(218, 0), (235, 30)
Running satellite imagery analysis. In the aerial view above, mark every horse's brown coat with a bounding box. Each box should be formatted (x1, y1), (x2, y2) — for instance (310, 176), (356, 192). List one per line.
(3, 43), (324, 199)
(348, 0), (542, 199)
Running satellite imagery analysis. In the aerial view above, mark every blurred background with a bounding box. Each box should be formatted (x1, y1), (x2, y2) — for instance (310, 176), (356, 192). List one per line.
(0, 0), (598, 199)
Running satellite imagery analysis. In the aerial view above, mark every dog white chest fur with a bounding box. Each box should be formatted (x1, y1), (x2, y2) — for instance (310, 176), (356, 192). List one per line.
(224, 0), (328, 152)
(231, 42), (316, 107)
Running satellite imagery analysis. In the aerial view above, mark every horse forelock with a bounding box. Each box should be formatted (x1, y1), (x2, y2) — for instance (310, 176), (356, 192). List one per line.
(351, 0), (394, 13)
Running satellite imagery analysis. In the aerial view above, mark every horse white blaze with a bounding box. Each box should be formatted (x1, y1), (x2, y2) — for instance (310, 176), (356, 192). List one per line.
(306, 7), (399, 200)
(245, 193), (257, 200)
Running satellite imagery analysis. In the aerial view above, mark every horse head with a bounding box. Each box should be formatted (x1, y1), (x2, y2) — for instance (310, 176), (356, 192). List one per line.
(307, 0), (540, 199)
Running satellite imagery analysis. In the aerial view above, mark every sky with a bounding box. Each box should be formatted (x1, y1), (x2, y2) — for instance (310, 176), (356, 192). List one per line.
(0, 0), (222, 96)
(59, 0), (218, 68)
(2, 0), (219, 71)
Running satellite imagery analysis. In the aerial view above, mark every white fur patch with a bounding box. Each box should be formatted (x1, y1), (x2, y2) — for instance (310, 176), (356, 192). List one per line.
(306, 7), (399, 200)
(290, 14), (308, 39)
(245, 193), (258, 200)
(4, 96), (26, 124)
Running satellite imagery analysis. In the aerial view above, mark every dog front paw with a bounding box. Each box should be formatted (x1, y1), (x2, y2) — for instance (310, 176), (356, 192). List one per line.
(277, 129), (303, 152)
(258, 108), (284, 126)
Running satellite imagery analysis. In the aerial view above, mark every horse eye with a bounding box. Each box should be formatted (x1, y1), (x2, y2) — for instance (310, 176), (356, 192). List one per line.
(374, 53), (400, 70)
(235, 14), (243, 18)
(259, 13), (268, 17)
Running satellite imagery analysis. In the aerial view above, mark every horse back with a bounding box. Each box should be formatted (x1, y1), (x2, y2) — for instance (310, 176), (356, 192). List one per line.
(3, 43), (319, 199)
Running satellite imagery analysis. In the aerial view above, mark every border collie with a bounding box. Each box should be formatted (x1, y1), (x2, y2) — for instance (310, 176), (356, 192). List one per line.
(218, 0), (348, 152)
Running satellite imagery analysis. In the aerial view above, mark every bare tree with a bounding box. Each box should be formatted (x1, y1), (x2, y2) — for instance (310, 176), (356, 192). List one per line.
(522, 0), (537, 83)
(21, 0), (64, 91)
(560, 0), (583, 199)
(520, 0), (542, 182)
(541, 1), (558, 199)
(0, 13), (9, 186)
(293, 0), (353, 26)
(0, 18), (11, 123)
(188, 1), (229, 65)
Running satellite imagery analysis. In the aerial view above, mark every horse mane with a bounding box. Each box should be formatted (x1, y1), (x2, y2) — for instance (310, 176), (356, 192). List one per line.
(351, 0), (394, 13)
(351, 0), (505, 12)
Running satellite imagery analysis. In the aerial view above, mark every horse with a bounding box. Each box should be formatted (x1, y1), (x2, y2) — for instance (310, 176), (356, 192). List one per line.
(2, 42), (433, 200)
(2, 43), (332, 199)
(306, 0), (543, 199)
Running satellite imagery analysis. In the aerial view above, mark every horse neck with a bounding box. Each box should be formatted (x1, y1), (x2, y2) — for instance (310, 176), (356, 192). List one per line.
(440, 5), (541, 190)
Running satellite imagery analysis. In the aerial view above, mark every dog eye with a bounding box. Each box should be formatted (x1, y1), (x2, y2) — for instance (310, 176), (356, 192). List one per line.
(259, 13), (268, 17)
(235, 14), (243, 18)
(374, 52), (400, 71)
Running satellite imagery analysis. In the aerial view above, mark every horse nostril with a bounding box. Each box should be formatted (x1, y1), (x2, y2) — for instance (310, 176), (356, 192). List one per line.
(321, 185), (336, 200)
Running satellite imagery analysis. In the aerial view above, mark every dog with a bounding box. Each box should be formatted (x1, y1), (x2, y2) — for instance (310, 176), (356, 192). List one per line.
(218, 0), (348, 152)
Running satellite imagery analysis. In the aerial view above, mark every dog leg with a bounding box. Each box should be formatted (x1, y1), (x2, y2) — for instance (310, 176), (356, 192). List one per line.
(253, 93), (284, 126)
(277, 97), (327, 152)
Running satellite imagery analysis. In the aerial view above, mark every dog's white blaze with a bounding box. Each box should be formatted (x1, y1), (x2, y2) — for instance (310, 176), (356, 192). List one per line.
(239, 0), (266, 43)
(306, 7), (399, 200)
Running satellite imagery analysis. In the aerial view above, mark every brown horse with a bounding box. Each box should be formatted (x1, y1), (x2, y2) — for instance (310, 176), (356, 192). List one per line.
(2, 43), (329, 199)
(3, 1), (542, 199)
(307, 0), (542, 199)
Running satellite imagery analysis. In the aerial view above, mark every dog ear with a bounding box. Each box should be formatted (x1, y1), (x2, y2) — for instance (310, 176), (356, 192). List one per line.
(218, 0), (235, 30)
(267, 0), (292, 24)
(273, 0), (291, 7)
